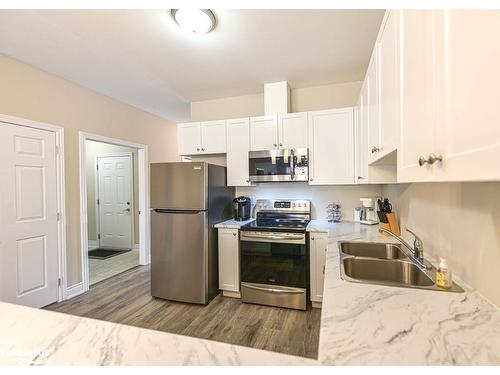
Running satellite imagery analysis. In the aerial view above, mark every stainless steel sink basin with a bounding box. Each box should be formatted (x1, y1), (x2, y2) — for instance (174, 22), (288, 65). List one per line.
(338, 241), (464, 292)
(340, 242), (407, 260)
(342, 257), (434, 287)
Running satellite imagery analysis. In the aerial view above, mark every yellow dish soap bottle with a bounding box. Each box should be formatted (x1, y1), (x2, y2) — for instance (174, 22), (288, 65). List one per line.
(436, 258), (452, 289)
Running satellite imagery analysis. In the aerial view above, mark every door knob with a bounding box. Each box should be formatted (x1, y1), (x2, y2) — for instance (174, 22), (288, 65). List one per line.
(418, 153), (443, 166)
(126, 201), (130, 205)
(124, 208), (131, 212)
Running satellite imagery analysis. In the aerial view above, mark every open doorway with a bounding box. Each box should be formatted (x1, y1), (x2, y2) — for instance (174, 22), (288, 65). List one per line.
(85, 140), (140, 285)
(79, 132), (150, 293)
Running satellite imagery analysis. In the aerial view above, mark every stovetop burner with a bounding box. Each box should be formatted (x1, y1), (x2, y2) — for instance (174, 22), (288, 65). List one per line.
(240, 199), (311, 233)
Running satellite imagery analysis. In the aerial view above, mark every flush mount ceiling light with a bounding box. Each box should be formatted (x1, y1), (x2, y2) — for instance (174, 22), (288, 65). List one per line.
(170, 9), (217, 35)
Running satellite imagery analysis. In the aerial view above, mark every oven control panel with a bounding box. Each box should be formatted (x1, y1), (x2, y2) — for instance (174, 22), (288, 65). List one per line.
(256, 199), (310, 213)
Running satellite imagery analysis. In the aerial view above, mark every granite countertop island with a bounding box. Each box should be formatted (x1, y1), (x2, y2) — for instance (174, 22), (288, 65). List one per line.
(1, 220), (499, 365)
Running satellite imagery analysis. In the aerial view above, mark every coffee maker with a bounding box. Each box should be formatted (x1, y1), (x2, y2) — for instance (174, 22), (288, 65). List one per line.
(354, 197), (380, 225)
(233, 196), (253, 221)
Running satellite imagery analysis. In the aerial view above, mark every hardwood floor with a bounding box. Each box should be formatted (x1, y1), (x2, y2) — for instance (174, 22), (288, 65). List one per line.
(45, 266), (322, 359)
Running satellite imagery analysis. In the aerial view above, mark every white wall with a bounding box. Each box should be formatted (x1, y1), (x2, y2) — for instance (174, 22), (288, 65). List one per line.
(237, 183), (382, 220)
(383, 182), (500, 307)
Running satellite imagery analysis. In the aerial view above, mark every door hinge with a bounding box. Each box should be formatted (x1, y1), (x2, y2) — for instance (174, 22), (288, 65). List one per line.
(58, 278), (62, 287)
(97, 199), (99, 205)
(57, 212), (61, 221)
(55, 146), (60, 155)
(98, 233), (101, 240)
(96, 164), (99, 170)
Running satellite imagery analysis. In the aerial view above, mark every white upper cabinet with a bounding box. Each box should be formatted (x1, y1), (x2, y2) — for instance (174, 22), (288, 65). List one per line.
(398, 10), (441, 182)
(200, 120), (227, 154)
(355, 82), (369, 183)
(226, 117), (251, 186)
(367, 55), (380, 163)
(250, 115), (278, 151)
(308, 108), (355, 185)
(177, 122), (201, 155)
(432, 10), (500, 181)
(177, 121), (227, 155)
(278, 112), (308, 149)
(377, 10), (400, 158)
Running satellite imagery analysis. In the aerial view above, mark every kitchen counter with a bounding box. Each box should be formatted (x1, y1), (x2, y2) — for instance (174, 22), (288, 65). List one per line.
(307, 220), (500, 365)
(214, 218), (254, 229)
(0, 302), (314, 365)
(2, 220), (499, 365)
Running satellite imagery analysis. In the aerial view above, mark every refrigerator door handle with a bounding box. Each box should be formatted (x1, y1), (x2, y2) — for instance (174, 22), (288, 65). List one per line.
(152, 209), (203, 214)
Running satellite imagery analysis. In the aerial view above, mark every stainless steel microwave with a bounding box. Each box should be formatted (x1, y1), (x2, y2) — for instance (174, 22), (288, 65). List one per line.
(248, 148), (309, 182)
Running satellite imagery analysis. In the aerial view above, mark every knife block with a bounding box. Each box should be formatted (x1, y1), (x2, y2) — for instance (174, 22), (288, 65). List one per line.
(379, 213), (401, 236)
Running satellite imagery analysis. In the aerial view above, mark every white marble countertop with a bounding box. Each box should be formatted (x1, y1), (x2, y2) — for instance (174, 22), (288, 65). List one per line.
(0, 302), (314, 365)
(307, 220), (500, 365)
(214, 218), (255, 229)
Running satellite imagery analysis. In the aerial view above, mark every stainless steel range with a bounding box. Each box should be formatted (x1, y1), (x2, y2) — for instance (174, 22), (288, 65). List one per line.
(239, 199), (311, 310)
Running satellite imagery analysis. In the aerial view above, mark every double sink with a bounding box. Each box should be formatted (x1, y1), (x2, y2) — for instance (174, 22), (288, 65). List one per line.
(338, 242), (463, 292)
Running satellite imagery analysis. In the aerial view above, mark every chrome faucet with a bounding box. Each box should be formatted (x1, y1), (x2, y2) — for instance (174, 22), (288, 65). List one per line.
(379, 227), (431, 269)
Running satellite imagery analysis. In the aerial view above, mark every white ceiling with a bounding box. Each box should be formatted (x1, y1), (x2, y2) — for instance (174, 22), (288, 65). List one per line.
(0, 9), (384, 121)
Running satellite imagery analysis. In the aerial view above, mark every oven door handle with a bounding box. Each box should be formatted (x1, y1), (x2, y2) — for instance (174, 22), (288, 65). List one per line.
(243, 284), (304, 294)
(241, 233), (304, 241)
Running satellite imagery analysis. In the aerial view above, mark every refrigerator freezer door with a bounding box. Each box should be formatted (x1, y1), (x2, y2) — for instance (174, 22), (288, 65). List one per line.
(151, 210), (208, 304)
(150, 162), (207, 210)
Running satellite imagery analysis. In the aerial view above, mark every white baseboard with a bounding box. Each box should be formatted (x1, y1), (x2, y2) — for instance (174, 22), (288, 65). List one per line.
(65, 282), (84, 300)
(88, 240), (98, 251)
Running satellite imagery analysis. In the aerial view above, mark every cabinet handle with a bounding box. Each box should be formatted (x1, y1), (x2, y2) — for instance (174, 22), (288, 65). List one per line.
(418, 153), (443, 167)
(357, 176), (364, 180)
(246, 179), (250, 183)
(233, 233), (237, 236)
(371, 147), (380, 153)
(197, 148), (200, 151)
(311, 237), (315, 240)
(279, 143), (283, 147)
(309, 178), (313, 182)
(323, 265), (325, 275)
(202, 148), (205, 151)
(273, 143), (278, 147)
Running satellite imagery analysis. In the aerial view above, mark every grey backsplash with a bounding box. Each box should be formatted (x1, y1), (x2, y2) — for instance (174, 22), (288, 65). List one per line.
(235, 183), (383, 220)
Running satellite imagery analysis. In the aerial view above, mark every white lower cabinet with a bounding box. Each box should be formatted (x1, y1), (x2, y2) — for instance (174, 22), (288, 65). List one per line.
(309, 232), (328, 306)
(217, 228), (240, 297)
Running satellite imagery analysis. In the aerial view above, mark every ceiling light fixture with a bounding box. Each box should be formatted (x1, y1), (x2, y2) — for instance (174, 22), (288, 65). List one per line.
(170, 9), (217, 35)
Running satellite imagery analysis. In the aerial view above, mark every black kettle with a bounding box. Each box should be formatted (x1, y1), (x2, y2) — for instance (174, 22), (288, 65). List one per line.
(233, 196), (252, 221)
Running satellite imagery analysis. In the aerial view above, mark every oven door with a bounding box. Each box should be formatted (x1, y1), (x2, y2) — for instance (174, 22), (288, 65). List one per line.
(248, 149), (309, 182)
(240, 231), (308, 309)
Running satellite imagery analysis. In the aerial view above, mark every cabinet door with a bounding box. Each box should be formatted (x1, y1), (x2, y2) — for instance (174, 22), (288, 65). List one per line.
(278, 112), (308, 149)
(398, 10), (438, 182)
(250, 115), (278, 151)
(177, 122), (201, 155)
(200, 120), (226, 153)
(377, 10), (400, 158)
(432, 10), (500, 181)
(226, 118), (251, 186)
(310, 234), (327, 303)
(218, 229), (239, 292)
(308, 108), (355, 185)
(355, 81), (369, 183)
(367, 56), (381, 163)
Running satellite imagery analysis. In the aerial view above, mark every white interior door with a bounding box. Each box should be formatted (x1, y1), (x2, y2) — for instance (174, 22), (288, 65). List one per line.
(0, 122), (59, 308)
(97, 154), (133, 249)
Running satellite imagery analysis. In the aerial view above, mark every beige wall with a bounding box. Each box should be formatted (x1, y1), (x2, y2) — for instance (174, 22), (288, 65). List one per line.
(0, 54), (180, 286)
(383, 182), (500, 307)
(85, 140), (139, 247)
(190, 81), (363, 121)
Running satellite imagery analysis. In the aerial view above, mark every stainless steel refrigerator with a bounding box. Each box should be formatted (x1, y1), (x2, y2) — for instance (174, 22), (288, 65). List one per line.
(150, 162), (234, 304)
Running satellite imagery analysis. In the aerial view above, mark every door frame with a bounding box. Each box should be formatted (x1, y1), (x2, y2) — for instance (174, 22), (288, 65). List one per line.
(79, 132), (150, 293)
(0, 114), (67, 302)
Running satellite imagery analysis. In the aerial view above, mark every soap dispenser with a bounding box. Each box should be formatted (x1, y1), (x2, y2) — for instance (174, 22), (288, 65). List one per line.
(436, 258), (452, 289)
